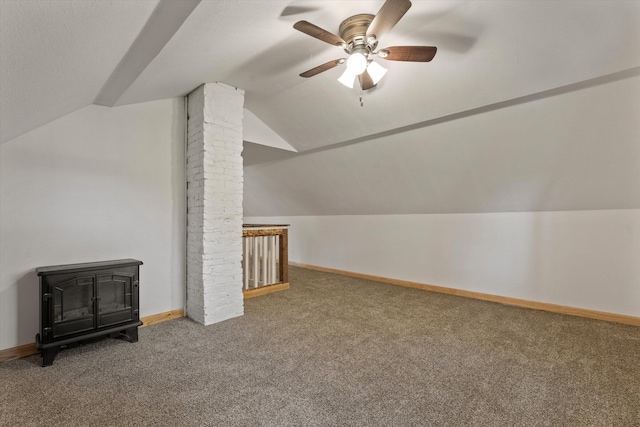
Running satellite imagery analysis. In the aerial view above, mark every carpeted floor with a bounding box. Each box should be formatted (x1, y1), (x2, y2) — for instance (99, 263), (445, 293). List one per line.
(1, 266), (639, 426)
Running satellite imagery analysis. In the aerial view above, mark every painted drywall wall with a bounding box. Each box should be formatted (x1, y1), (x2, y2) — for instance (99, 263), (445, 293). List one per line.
(0, 98), (186, 351)
(245, 211), (640, 317)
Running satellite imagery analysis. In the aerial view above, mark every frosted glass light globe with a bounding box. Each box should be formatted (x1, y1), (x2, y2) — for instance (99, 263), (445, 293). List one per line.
(346, 52), (367, 75)
(338, 68), (357, 88)
(367, 61), (387, 84)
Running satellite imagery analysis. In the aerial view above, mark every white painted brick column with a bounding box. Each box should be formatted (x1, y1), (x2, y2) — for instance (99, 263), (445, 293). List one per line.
(186, 83), (244, 325)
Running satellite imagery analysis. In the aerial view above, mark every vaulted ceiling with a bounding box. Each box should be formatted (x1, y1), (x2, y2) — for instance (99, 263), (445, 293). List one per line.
(2, 0), (639, 215)
(2, 0), (639, 149)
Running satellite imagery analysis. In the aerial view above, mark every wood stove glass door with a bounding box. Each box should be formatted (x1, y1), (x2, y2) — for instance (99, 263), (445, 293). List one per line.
(51, 275), (95, 338)
(97, 273), (134, 327)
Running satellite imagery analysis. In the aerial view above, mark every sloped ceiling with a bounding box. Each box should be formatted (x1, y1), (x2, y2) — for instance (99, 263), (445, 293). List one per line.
(3, 0), (639, 147)
(244, 70), (640, 215)
(1, 1), (639, 214)
(0, 0), (160, 143)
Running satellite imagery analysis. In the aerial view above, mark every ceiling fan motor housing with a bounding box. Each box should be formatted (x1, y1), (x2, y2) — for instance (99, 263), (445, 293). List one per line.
(339, 14), (377, 54)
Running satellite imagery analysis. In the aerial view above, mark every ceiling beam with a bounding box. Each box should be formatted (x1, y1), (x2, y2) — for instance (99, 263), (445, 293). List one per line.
(93, 0), (201, 107)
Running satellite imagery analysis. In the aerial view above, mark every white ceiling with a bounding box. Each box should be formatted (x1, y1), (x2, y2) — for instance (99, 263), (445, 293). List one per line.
(244, 70), (640, 215)
(1, 0), (640, 150)
(0, 0), (160, 143)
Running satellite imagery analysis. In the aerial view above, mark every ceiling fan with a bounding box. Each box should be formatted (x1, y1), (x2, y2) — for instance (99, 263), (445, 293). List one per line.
(294, 0), (437, 90)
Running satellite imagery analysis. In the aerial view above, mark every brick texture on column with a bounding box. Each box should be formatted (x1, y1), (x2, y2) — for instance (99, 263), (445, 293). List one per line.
(186, 82), (244, 325)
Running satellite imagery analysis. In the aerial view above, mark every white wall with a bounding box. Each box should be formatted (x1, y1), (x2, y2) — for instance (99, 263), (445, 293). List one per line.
(0, 98), (186, 351)
(246, 211), (640, 317)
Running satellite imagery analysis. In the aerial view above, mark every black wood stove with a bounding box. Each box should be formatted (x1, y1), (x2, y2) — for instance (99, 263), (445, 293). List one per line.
(35, 259), (143, 366)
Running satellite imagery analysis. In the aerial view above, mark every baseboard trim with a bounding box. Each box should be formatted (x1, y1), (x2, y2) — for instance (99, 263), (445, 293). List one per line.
(290, 262), (640, 327)
(0, 342), (38, 363)
(0, 308), (185, 363)
(140, 309), (184, 327)
(244, 282), (290, 299)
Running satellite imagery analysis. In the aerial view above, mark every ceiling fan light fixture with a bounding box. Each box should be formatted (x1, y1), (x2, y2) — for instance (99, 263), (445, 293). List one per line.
(346, 52), (368, 75)
(294, 0), (437, 92)
(338, 68), (357, 88)
(367, 61), (388, 85)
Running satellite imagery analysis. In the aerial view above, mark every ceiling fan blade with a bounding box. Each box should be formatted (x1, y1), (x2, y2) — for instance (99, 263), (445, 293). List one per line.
(281, 6), (320, 18)
(366, 0), (412, 40)
(300, 59), (344, 78)
(379, 46), (437, 62)
(293, 21), (345, 46)
(358, 70), (376, 91)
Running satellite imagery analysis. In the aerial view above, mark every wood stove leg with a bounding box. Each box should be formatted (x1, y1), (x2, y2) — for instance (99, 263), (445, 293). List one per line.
(120, 326), (139, 343)
(40, 346), (60, 367)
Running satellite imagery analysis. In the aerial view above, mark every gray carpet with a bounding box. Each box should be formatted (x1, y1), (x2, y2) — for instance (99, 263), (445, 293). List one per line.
(1, 266), (639, 426)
